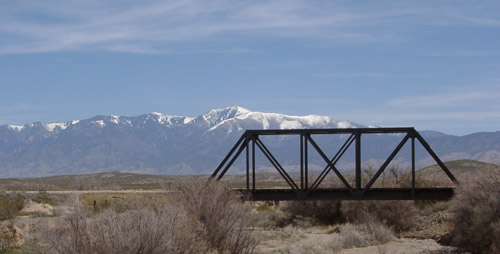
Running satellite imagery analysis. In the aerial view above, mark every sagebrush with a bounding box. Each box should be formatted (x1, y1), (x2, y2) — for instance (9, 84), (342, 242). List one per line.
(29, 181), (259, 254)
(449, 172), (500, 254)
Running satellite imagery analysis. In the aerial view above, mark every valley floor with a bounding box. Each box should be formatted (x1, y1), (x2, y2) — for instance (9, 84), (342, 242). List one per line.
(258, 228), (454, 254)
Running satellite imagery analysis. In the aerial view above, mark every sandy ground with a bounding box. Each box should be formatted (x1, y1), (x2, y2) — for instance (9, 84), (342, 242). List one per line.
(257, 227), (456, 254)
(20, 200), (55, 216)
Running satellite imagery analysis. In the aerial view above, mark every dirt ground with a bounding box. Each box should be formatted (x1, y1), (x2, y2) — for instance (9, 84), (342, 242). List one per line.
(257, 225), (457, 254)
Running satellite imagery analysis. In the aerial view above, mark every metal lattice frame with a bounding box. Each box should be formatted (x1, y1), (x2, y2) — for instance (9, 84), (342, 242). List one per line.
(211, 128), (458, 201)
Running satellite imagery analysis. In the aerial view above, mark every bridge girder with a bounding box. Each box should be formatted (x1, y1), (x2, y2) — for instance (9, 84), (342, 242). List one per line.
(211, 128), (458, 201)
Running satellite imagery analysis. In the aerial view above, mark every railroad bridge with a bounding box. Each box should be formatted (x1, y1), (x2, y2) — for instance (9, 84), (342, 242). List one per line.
(211, 128), (458, 201)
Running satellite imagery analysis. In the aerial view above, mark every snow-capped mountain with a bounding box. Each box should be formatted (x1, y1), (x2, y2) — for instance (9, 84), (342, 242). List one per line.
(0, 106), (499, 177)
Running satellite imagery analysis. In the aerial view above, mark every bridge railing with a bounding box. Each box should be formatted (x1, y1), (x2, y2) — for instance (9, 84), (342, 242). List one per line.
(211, 128), (458, 201)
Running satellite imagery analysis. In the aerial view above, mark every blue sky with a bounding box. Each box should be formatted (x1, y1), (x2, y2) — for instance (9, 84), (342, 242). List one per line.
(1, 0), (499, 135)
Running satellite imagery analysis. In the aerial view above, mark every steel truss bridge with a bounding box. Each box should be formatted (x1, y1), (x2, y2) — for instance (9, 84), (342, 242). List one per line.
(211, 128), (458, 201)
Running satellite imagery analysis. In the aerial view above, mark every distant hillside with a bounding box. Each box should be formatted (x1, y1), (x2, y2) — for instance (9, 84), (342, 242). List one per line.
(0, 171), (283, 191)
(417, 159), (500, 185)
(0, 172), (188, 191)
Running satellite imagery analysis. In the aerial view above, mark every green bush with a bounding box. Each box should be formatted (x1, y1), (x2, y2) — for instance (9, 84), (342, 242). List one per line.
(0, 192), (26, 221)
(32, 191), (58, 206)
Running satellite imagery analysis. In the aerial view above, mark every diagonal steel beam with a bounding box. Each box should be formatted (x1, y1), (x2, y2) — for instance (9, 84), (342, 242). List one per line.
(216, 140), (247, 180)
(306, 135), (353, 192)
(211, 135), (245, 178)
(363, 133), (411, 191)
(309, 134), (355, 191)
(414, 131), (458, 184)
(255, 138), (299, 190)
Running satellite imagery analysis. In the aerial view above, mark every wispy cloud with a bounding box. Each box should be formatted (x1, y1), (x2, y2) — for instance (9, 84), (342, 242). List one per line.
(2, 0), (498, 54)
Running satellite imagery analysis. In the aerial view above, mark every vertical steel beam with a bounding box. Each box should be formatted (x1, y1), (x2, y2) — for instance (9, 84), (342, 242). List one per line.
(355, 131), (361, 192)
(305, 134), (309, 191)
(300, 134), (304, 190)
(252, 135), (256, 191)
(412, 136), (415, 199)
(246, 136), (249, 191)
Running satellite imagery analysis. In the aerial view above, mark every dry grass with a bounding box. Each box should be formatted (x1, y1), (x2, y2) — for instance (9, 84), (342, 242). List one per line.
(448, 171), (500, 254)
(342, 200), (417, 233)
(173, 180), (260, 254)
(331, 216), (395, 250)
(25, 181), (260, 254)
(27, 195), (202, 254)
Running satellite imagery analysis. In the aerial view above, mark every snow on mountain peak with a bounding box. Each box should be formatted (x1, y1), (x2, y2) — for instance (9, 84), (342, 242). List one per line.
(1, 106), (365, 135)
(110, 115), (120, 124)
(43, 122), (68, 132)
(183, 117), (195, 124)
(146, 112), (194, 126)
(7, 125), (25, 132)
(94, 120), (105, 127)
(206, 107), (364, 133)
(206, 106), (250, 118)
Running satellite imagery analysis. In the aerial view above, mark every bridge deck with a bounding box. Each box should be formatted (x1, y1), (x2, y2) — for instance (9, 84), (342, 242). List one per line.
(235, 187), (455, 201)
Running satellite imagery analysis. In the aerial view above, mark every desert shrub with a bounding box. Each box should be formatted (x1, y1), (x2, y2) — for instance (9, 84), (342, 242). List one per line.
(30, 181), (259, 254)
(0, 224), (17, 253)
(30, 196), (203, 254)
(491, 222), (500, 253)
(255, 208), (293, 228)
(173, 180), (259, 254)
(448, 172), (500, 254)
(0, 192), (26, 221)
(337, 224), (369, 248)
(281, 200), (343, 225)
(342, 200), (417, 233)
(331, 216), (395, 250)
(358, 215), (395, 244)
(32, 191), (59, 206)
(416, 201), (450, 217)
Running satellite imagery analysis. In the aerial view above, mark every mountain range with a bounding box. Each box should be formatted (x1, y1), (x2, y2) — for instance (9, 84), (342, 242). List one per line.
(1, 106), (499, 178)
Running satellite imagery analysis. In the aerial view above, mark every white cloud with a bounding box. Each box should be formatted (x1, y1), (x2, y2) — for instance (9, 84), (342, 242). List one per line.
(2, 0), (498, 54)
